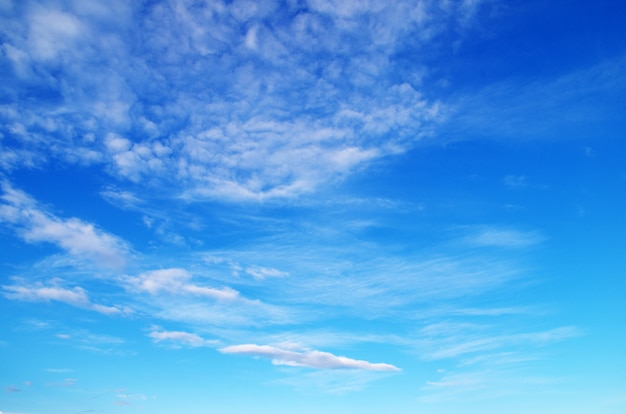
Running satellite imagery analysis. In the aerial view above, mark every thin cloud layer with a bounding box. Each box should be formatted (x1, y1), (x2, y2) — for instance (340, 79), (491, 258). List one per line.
(462, 226), (545, 248)
(220, 344), (401, 372)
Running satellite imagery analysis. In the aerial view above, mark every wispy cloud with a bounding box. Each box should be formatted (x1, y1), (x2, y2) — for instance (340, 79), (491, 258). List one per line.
(273, 369), (397, 394)
(121, 266), (296, 329)
(220, 344), (400, 372)
(416, 323), (581, 360)
(46, 378), (78, 388)
(418, 368), (569, 403)
(444, 55), (626, 141)
(244, 266), (289, 280)
(127, 268), (238, 300)
(2, 278), (131, 316)
(52, 328), (129, 355)
(148, 327), (216, 348)
(461, 226), (544, 248)
(0, 182), (130, 269)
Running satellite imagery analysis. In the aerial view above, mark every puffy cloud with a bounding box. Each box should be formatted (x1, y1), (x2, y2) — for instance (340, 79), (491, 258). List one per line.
(220, 344), (401, 371)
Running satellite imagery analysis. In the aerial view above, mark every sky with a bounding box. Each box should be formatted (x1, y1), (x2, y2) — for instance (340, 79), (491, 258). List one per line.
(1, 0), (625, 413)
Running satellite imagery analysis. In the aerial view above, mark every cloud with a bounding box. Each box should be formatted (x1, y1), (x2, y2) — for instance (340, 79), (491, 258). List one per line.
(46, 368), (73, 373)
(416, 324), (581, 360)
(148, 327), (216, 348)
(46, 378), (78, 388)
(2, 278), (131, 316)
(0, 0), (488, 201)
(220, 344), (401, 371)
(0, 182), (130, 269)
(503, 174), (528, 188)
(244, 266), (289, 280)
(273, 369), (396, 394)
(129, 268), (239, 300)
(99, 186), (143, 210)
(463, 227), (544, 248)
(444, 55), (626, 142)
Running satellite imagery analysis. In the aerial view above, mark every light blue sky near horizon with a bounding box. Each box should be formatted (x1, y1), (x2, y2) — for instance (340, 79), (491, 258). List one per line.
(1, 0), (625, 413)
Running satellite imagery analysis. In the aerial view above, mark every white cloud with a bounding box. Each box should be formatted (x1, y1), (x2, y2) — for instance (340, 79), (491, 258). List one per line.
(245, 266), (289, 280)
(27, 7), (84, 61)
(99, 186), (143, 209)
(129, 268), (239, 300)
(463, 227), (544, 248)
(148, 327), (216, 348)
(2, 279), (131, 316)
(220, 344), (401, 371)
(0, 0), (475, 201)
(0, 182), (130, 269)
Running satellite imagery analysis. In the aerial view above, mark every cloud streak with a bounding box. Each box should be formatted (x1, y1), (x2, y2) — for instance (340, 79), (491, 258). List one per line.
(220, 344), (400, 372)
(2, 278), (131, 316)
(0, 182), (130, 269)
(148, 327), (216, 348)
(128, 268), (239, 300)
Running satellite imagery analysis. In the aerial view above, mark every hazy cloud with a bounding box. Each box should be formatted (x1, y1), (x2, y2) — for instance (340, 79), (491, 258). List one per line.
(463, 227), (544, 248)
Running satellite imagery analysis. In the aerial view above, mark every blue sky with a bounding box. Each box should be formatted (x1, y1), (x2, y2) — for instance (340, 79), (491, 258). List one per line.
(1, 0), (625, 413)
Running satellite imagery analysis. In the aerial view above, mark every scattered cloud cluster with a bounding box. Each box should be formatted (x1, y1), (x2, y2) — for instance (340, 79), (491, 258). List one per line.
(0, 0), (494, 201)
(0, 0), (603, 404)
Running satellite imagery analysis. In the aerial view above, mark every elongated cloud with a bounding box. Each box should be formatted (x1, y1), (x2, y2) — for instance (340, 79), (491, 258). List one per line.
(0, 182), (129, 269)
(220, 344), (401, 372)
(148, 328), (216, 348)
(463, 227), (544, 248)
(2, 279), (130, 315)
(245, 266), (289, 280)
(129, 268), (238, 300)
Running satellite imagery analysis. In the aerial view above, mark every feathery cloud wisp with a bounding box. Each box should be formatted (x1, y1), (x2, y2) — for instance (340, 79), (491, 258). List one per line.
(148, 327), (216, 348)
(2, 279), (131, 316)
(0, 182), (130, 269)
(129, 268), (239, 300)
